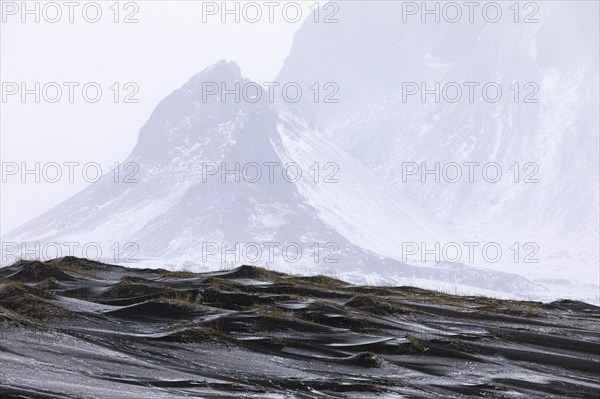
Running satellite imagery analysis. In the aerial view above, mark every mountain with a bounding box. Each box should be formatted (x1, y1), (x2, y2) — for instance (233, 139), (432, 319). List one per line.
(2, 60), (539, 294)
(277, 2), (599, 293)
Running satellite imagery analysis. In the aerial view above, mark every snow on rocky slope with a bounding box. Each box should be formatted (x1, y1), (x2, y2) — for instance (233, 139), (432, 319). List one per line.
(1, 60), (539, 296)
(276, 1), (599, 299)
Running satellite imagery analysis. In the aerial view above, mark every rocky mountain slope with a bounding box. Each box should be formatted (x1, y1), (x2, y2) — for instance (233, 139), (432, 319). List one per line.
(277, 1), (600, 290)
(2, 61), (541, 295)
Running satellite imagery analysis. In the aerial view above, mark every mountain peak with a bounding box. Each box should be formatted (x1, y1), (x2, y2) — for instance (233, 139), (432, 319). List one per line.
(189, 59), (243, 84)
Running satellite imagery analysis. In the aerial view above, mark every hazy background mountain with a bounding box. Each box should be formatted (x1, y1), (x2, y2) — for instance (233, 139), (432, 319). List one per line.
(277, 1), (600, 293)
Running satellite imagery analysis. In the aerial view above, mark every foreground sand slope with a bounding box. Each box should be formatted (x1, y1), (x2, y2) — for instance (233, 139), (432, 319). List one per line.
(1, 256), (598, 398)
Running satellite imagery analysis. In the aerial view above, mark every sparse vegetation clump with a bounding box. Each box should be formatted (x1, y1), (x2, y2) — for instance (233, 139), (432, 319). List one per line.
(283, 274), (349, 290)
(345, 294), (408, 315)
(0, 281), (70, 322)
(159, 290), (198, 303)
(52, 261), (98, 278)
(218, 264), (283, 281)
(160, 270), (197, 279)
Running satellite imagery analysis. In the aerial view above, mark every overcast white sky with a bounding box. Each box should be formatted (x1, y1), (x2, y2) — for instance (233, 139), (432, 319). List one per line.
(1, 1), (321, 234)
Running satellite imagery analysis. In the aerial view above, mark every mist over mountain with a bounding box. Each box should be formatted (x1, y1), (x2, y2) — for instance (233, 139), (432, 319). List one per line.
(3, 4), (600, 399)
(2, 2), (598, 302)
(277, 1), (600, 294)
(2, 58), (542, 295)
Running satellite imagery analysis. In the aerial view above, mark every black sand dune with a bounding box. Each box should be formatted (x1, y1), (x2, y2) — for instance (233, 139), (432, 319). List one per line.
(1, 257), (598, 398)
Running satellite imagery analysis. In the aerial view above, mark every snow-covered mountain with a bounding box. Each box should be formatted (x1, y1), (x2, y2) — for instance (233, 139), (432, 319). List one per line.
(277, 2), (599, 293)
(3, 2), (598, 302)
(2, 60), (540, 294)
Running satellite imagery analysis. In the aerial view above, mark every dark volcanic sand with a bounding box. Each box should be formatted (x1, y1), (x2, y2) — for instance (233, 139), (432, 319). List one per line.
(0, 257), (598, 398)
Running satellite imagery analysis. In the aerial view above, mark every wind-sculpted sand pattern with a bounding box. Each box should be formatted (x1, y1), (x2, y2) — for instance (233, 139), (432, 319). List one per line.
(1, 257), (598, 398)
